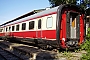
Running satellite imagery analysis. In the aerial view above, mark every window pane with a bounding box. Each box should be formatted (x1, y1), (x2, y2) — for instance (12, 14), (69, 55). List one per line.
(38, 19), (41, 29)
(0, 29), (3, 32)
(29, 21), (34, 30)
(12, 26), (15, 31)
(16, 25), (19, 31)
(22, 23), (26, 30)
(46, 17), (53, 28)
(0, 29), (1, 32)
(6, 27), (8, 32)
(9, 27), (11, 31)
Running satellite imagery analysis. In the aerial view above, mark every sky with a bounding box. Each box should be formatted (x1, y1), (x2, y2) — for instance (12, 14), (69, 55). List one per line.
(0, 0), (50, 25)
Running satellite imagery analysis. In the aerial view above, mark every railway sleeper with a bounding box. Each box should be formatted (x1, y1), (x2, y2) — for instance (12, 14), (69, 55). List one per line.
(0, 40), (57, 60)
(0, 46), (24, 60)
(0, 41), (30, 59)
(12, 46), (56, 60)
(12, 47), (39, 60)
(0, 41), (11, 49)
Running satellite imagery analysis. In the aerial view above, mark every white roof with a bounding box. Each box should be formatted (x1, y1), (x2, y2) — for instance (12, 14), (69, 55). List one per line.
(4, 6), (59, 26)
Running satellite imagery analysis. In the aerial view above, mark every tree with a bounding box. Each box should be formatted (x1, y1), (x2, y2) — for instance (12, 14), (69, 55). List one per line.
(79, 0), (90, 15)
(81, 28), (90, 60)
(48, 0), (76, 7)
(48, 0), (90, 15)
(79, 0), (90, 10)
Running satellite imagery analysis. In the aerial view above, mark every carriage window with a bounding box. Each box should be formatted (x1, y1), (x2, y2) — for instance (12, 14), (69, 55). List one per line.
(22, 23), (26, 30)
(0, 29), (3, 32)
(16, 25), (19, 31)
(38, 19), (41, 29)
(9, 27), (11, 31)
(6, 27), (8, 32)
(0, 29), (1, 32)
(46, 17), (53, 28)
(29, 21), (34, 30)
(12, 26), (15, 31)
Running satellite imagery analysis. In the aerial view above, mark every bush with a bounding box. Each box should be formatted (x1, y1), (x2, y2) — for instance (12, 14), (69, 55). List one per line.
(81, 28), (90, 60)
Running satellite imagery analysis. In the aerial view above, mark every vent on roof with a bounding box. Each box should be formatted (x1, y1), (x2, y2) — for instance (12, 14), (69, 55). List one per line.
(45, 7), (50, 10)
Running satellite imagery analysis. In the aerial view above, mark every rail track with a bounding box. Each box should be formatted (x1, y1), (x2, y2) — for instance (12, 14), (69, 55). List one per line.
(0, 40), (85, 60)
(0, 40), (57, 60)
(0, 45), (23, 60)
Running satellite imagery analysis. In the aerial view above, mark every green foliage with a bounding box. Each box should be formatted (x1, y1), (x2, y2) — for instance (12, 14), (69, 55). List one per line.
(48, 0), (76, 7)
(81, 28), (90, 60)
(48, 0), (90, 11)
(81, 53), (90, 60)
(63, 51), (73, 59)
(80, 0), (90, 10)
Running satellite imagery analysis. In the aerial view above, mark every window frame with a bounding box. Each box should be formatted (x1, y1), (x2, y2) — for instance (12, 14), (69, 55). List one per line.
(9, 26), (11, 31)
(46, 17), (53, 28)
(38, 19), (42, 29)
(6, 27), (8, 32)
(16, 24), (19, 31)
(12, 26), (15, 31)
(29, 21), (35, 30)
(0, 28), (3, 32)
(22, 23), (26, 30)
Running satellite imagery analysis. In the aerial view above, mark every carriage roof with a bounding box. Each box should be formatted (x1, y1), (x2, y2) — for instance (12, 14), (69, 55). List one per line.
(0, 4), (84, 27)
(0, 6), (59, 27)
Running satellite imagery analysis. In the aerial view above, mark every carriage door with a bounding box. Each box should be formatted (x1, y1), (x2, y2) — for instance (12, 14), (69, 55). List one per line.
(66, 12), (80, 40)
(36, 19), (42, 39)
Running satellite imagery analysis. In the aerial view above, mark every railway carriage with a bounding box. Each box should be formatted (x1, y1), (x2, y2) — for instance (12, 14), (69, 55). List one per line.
(0, 4), (86, 49)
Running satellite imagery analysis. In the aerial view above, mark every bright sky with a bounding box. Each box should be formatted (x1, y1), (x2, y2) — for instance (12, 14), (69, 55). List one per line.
(0, 0), (50, 25)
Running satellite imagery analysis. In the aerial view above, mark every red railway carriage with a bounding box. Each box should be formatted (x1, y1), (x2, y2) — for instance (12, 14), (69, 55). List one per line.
(0, 4), (86, 49)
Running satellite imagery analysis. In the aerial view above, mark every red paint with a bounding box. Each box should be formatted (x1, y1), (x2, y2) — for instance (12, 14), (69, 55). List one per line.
(42, 30), (56, 39)
(59, 9), (85, 48)
(6, 30), (56, 40)
(60, 10), (66, 48)
(79, 14), (84, 44)
(0, 33), (4, 36)
(37, 31), (41, 38)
